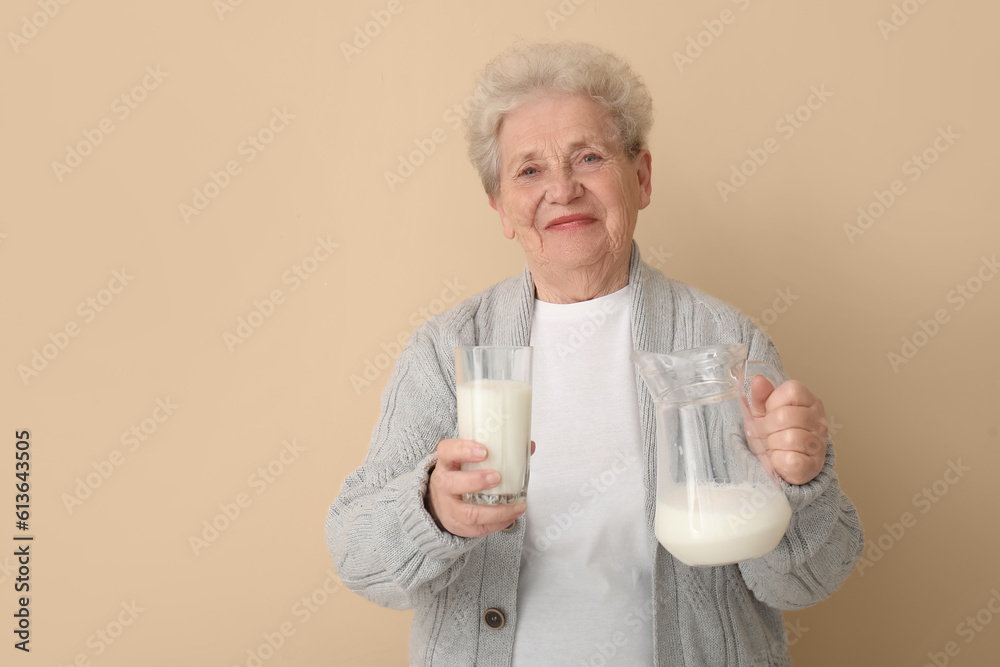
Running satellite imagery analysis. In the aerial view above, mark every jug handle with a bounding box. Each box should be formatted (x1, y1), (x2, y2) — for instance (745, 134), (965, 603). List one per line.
(743, 361), (788, 479)
(745, 361), (785, 394)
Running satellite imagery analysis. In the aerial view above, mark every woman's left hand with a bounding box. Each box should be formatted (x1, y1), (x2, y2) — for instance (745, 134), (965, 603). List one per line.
(747, 376), (828, 485)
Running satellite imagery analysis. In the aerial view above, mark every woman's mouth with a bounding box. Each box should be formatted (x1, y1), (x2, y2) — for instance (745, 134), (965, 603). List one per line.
(545, 214), (595, 230)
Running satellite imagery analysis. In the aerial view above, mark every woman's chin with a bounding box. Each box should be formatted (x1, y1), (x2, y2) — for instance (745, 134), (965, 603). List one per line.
(535, 237), (615, 272)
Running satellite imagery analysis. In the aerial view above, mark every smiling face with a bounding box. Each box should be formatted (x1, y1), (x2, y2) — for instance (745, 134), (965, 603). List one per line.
(488, 93), (652, 289)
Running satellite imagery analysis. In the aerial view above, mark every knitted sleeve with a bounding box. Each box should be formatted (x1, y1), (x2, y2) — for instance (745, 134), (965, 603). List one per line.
(325, 324), (484, 610)
(738, 322), (865, 609)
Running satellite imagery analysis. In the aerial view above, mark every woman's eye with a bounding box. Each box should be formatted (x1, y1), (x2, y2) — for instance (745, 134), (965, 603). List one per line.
(582, 154), (601, 163)
(520, 166), (538, 176)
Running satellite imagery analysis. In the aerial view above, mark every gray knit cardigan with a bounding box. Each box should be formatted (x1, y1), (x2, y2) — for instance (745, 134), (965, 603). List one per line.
(326, 243), (864, 666)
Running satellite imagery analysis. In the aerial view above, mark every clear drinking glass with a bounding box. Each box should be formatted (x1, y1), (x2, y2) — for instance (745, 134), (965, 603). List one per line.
(456, 346), (533, 505)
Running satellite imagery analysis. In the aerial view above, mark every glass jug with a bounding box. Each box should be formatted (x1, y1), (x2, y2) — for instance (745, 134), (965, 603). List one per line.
(632, 344), (792, 566)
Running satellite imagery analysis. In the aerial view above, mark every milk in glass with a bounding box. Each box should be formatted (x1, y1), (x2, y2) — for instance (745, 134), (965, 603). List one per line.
(458, 379), (532, 504)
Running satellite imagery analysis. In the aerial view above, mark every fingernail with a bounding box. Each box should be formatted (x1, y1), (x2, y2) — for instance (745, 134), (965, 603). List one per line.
(473, 447), (487, 459)
(485, 472), (500, 485)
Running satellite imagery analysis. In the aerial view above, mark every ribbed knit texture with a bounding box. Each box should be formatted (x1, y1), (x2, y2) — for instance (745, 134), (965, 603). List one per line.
(326, 243), (864, 666)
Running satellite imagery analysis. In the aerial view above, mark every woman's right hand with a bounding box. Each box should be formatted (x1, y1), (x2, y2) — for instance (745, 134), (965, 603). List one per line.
(425, 438), (533, 538)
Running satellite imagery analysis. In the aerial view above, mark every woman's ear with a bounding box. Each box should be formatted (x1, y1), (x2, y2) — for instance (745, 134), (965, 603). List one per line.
(636, 149), (652, 210)
(489, 194), (517, 240)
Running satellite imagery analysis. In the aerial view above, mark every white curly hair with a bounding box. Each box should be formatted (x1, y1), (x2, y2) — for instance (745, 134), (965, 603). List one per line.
(464, 41), (654, 197)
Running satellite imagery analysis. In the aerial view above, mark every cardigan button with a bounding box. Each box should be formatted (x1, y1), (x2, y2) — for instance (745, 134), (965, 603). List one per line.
(501, 521), (516, 532)
(483, 608), (505, 630)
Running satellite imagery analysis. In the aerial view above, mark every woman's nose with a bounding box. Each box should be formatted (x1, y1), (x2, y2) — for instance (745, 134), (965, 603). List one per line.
(544, 165), (584, 204)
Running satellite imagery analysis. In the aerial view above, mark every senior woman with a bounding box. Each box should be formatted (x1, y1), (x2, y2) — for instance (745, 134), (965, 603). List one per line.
(328, 42), (863, 666)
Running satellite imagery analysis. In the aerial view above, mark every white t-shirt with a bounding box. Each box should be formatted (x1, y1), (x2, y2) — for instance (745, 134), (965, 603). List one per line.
(511, 285), (654, 666)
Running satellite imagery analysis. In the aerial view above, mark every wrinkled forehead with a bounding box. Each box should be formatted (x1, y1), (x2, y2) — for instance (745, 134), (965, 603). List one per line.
(497, 93), (623, 165)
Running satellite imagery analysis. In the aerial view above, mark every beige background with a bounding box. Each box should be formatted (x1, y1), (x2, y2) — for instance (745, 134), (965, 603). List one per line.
(3, 0), (998, 665)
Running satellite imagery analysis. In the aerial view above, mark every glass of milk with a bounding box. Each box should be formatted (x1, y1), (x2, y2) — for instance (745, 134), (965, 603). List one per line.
(633, 344), (793, 567)
(456, 346), (533, 505)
